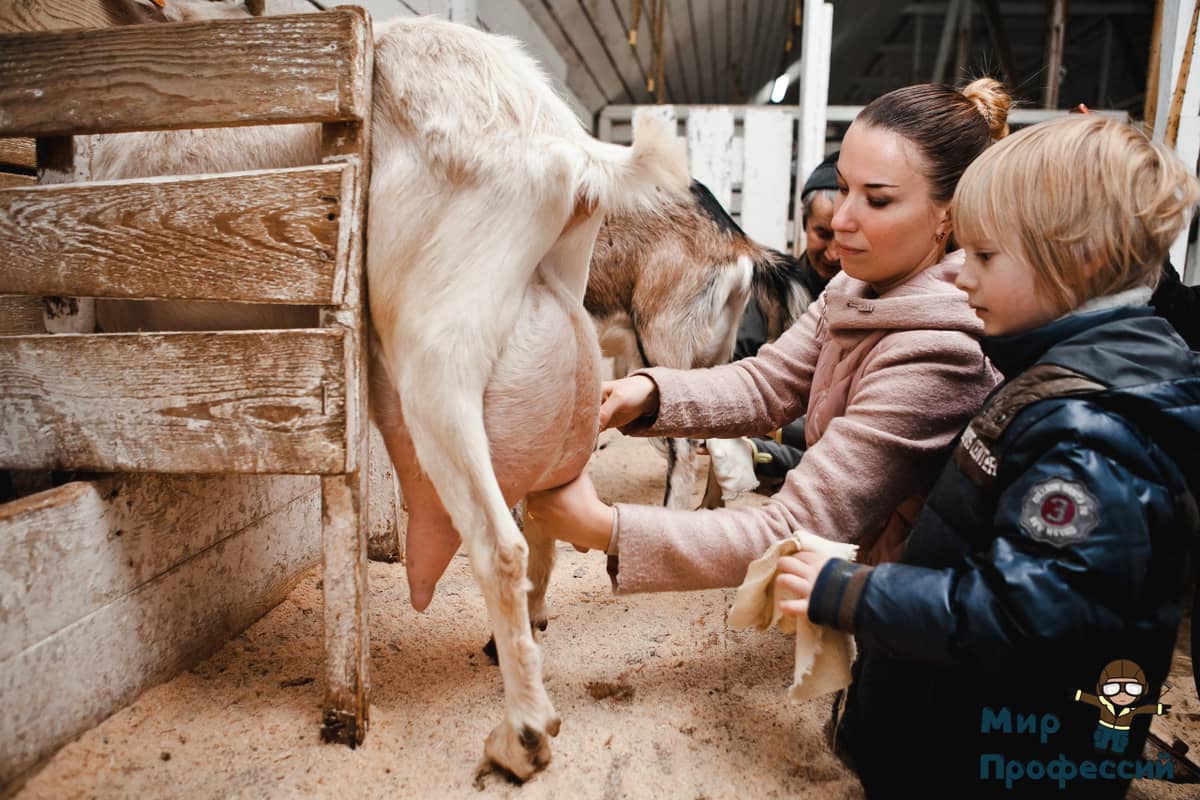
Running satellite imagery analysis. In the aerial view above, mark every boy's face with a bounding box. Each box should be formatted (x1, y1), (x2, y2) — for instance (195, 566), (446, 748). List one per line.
(956, 240), (1061, 336)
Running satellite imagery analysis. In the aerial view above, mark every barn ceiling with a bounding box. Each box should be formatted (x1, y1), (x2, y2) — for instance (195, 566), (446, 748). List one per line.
(517, 1), (1156, 118)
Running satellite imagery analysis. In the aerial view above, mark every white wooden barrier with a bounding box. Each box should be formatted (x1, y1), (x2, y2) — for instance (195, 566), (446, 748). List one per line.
(598, 104), (1129, 255)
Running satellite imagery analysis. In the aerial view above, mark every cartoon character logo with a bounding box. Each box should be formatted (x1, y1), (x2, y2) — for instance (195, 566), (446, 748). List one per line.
(1074, 659), (1170, 754)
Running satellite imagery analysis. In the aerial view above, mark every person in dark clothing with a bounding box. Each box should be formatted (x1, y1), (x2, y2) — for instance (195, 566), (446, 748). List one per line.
(1151, 258), (1200, 348)
(734, 150), (842, 488)
(776, 115), (1200, 798)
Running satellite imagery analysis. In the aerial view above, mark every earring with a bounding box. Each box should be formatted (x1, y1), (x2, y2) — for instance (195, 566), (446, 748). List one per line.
(936, 231), (946, 242)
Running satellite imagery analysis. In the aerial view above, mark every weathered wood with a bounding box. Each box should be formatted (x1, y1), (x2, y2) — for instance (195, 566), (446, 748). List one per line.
(0, 0), (160, 33)
(0, 172), (34, 188)
(0, 165), (352, 303)
(35, 135), (97, 335)
(741, 108), (793, 251)
(793, 0), (833, 255)
(1042, 0), (1068, 108)
(0, 138), (35, 171)
(0, 473), (317, 662)
(0, 476), (321, 789)
(1146, 0), (1166, 130)
(0, 10), (370, 138)
(687, 107), (735, 209)
(1166, 0), (1200, 146)
(0, 295), (43, 334)
(310, 14), (374, 746)
(0, 330), (348, 474)
(367, 422), (402, 561)
(319, 467), (369, 746)
(316, 23), (373, 742)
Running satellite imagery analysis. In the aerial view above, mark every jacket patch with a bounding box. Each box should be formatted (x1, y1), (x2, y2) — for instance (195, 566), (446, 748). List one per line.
(1019, 479), (1099, 547)
(958, 424), (997, 478)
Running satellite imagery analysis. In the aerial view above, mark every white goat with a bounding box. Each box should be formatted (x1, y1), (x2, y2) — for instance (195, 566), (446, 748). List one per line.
(99, 0), (689, 779)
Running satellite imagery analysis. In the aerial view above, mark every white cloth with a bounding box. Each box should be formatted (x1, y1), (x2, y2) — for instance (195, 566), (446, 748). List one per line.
(727, 532), (858, 701)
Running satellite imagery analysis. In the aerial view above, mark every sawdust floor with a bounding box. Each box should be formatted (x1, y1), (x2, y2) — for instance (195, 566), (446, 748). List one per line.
(15, 430), (1199, 799)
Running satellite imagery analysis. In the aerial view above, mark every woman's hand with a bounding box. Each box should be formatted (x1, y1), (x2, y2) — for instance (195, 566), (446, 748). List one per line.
(599, 375), (659, 430)
(525, 471), (615, 552)
(775, 552), (833, 618)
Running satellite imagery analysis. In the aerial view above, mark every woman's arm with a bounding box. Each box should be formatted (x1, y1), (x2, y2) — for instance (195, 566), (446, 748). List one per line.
(618, 291), (826, 439)
(611, 330), (996, 593)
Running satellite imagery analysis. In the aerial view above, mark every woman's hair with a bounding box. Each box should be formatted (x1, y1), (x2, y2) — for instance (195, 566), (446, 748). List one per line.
(954, 114), (1200, 312)
(856, 78), (1012, 203)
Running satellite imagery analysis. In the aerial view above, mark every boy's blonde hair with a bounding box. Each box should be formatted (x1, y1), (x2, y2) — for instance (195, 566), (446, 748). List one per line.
(954, 115), (1200, 312)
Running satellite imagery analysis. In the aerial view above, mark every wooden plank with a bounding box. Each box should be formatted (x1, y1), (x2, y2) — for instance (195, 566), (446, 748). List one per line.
(1042, 0), (1068, 108)
(741, 108), (793, 250)
(687, 107), (736, 209)
(0, 172), (34, 188)
(0, 330), (348, 474)
(0, 138), (34, 171)
(0, 10), (370, 138)
(36, 134), (97, 336)
(316, 17), (372, 744)
(0, 295), (43, 334)
(633, 104), (681, 139)
(794, 0), (832, 255)
(0, 480), (321, 789)
(367, 422), (402, 561)
(0, 164), (351, 303)
(0, 0), (159, 33)
(0, 473), (317, 663)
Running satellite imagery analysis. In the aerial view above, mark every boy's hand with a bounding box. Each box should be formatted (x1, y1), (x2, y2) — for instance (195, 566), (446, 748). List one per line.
(775, 551), (833, 618)
(599, 375), (659, 430)
(525, 471), (615, 553)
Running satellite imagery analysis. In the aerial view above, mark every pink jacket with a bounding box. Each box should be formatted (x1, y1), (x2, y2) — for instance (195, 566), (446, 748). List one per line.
(612, 250), (1000, 593)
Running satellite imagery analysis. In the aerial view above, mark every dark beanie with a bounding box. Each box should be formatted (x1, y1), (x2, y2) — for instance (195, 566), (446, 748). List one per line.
(802, 150), (840, 196)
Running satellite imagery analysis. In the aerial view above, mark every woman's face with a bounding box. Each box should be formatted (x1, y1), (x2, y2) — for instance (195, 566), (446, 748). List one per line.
(832, 124), (951, 293)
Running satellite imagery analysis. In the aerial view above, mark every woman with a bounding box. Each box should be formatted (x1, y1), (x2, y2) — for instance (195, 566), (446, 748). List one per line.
(528, 79), (1011, 587)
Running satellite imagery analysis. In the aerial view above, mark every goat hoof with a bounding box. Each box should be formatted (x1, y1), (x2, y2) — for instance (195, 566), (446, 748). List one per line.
(484, 719), (554, 781)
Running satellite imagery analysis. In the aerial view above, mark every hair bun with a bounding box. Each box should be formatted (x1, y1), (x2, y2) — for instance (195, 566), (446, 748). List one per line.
(962, 77), (1012, 141)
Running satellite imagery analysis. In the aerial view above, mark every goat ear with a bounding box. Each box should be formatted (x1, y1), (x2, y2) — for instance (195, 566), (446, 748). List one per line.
(245, 0), (267, 15)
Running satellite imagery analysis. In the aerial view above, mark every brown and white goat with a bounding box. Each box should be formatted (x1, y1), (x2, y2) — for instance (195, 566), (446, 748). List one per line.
(98, 1), (689, 779)
(585, 180), (807, 507)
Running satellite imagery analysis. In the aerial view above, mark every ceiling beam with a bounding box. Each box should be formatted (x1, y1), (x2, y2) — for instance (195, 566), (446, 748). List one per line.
(979, 0), (1019, 85)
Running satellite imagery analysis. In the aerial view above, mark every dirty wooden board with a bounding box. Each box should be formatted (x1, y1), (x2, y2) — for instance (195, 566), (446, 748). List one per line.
(0, 138), (34, 172)
(0, 296), (42, 334)
(0, 329), (347, 473)
(0, 473), (319, 662)
(0, 10), (370, 138)
(0, 482), (320, 789)
(0, 172), (34, 188)
(0, 0), (161, 33)
(315, 114), (372, 745)
(0, 164), (352, 303)
(367, 422), (403, 561)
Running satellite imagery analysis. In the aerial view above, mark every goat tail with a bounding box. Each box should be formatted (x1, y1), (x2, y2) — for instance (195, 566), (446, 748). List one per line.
(573, 114), (689, 214)
(750, 247), (809, 334)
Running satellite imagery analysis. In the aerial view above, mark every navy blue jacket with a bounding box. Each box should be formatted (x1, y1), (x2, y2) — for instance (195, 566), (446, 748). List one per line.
(809, 305), (1200, 798)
